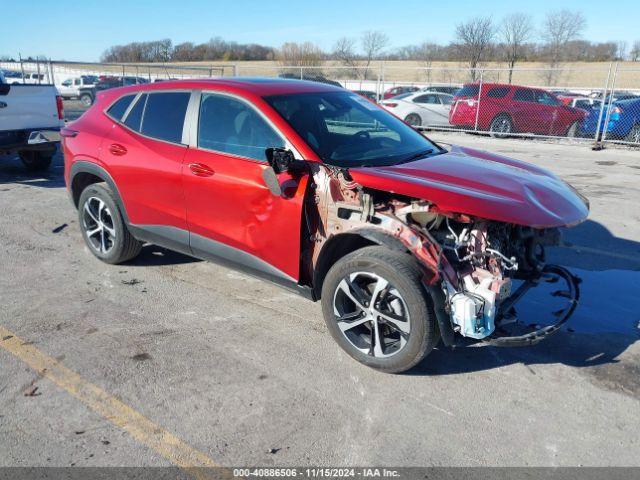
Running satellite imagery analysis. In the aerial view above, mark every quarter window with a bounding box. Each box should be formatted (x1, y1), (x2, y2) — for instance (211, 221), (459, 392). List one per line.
(198, 93), (284, 161)
(140, 92), (190, 143)
(124, 94), (146, 131)
(106, 94), (136, 122)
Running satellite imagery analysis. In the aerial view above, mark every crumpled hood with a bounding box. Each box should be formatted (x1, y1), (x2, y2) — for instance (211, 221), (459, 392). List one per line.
(348, 145), (589, 228)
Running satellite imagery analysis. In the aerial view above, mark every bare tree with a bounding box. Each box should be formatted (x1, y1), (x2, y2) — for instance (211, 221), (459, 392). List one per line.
(501, 13), (533, 83)
(616, 41), (628, 60)
(332, 37), (359, 78)
(417, 42), (440, 82)
(278, 42), (324, 76)
(455, 17), (495, 81)
(361, 31), (389, 80)
(541, 10), (586, 85)
(631, 41), (640, 62)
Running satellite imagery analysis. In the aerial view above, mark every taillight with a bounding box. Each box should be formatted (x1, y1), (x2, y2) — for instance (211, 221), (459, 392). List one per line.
(382, 102), (398, 108)
(60, 127), (79, 138)
(610, 106), (622, 121)
(56, 95), (64, 120)
(466, 99), (477, 106)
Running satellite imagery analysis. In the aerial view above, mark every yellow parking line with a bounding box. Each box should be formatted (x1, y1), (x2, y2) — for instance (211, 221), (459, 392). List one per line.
(0, 325), (226, 480)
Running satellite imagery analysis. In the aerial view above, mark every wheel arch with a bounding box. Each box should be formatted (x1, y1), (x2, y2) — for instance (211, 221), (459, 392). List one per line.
(312, 229), (409, 300)
(70, 161), (130, 224)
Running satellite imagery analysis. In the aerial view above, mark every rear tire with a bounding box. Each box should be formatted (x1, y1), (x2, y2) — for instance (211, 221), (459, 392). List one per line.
(321, 246), (440, 373)
(566, 121), (580, 138)
(404, 113), (422, 128)
(626, 124), (640, 144)
(78, 183), (142, 264)
(19, 150), (54, 171)
(79, 93), (93, 107)
(489, 114), (513, 138)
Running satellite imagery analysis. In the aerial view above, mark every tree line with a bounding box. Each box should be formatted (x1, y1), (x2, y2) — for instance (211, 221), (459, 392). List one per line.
(95, 9), (639, 84)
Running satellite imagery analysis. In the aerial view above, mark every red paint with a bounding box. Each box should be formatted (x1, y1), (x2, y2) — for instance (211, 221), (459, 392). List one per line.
(349, 145), (588, 228)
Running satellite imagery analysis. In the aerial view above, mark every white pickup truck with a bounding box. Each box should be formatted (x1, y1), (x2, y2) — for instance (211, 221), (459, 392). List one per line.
(0, 74), (63, 171)
(57, 75), (98, 100)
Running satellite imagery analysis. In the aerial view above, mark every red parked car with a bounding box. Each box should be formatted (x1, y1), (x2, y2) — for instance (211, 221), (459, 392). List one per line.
(383, 85), (419, 99)
(63, 78), (588, 373)
(449, 83), (588, 137)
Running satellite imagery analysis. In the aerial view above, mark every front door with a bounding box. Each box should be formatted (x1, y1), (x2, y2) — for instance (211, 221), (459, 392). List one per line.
(182, 91), (308, 283)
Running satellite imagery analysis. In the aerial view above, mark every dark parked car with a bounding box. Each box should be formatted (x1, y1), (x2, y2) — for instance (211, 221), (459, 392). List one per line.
(78, 76), (149, 106)
(352, 90), (378, 102)
(63, 78), (587, 373)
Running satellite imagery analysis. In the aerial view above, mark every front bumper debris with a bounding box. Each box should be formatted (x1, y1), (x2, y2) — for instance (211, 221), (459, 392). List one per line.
(485, 265), (581, 347)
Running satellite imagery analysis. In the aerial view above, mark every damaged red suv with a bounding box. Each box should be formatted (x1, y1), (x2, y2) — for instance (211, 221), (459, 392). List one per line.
(63, 78), (589, 373)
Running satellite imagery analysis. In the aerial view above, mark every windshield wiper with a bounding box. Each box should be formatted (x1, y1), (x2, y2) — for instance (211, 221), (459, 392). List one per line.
(399, 148), (435, 164)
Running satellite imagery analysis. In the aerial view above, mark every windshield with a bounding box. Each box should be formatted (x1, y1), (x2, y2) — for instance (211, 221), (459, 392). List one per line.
(264, 91), (440, 167)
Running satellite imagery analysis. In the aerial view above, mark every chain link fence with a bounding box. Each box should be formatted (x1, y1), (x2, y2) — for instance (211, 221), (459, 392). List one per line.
(1, 59), (638, 148)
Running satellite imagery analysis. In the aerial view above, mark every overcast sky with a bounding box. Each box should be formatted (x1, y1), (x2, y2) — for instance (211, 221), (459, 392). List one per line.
(1, 0), (636, 61)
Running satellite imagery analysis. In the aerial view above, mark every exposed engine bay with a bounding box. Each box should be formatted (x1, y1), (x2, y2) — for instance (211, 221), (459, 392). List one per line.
(305, 164), (581, 347)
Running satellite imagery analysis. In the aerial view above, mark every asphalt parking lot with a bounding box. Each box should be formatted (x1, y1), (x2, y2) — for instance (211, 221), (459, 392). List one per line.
(1, 131), (639, 470)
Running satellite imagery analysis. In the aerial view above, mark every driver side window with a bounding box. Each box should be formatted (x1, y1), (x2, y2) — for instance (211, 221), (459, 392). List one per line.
(198, 93), (284, 162)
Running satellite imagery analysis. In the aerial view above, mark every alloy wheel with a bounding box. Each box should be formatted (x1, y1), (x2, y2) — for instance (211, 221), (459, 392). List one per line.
(332, 272), (411, 358)
(82, 196), (116, 254)
(491, 116), (512, 134)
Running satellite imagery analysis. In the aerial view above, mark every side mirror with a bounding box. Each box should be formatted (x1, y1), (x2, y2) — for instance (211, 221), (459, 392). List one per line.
(265, 147), (295, 174)
(262, 148), (306, 196)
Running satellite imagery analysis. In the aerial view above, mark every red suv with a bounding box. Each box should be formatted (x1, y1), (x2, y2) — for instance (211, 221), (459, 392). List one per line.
(63, 78), (588, 373)
(449, 83), (587, 137)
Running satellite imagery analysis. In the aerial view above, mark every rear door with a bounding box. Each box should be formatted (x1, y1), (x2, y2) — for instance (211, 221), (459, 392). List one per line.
(412, 93), (450, 126)
(101, 90), (191, 232)
(511, 88), (548, 134)
(182, 91), (308, 283)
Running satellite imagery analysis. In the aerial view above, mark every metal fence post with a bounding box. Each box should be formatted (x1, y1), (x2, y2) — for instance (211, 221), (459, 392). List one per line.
(233, 64), (238, 77)
(593, 63), (612, 149)
(600, 62), (620, 146)
(474, 70), (483, 131)
(18, 54), (26, 84)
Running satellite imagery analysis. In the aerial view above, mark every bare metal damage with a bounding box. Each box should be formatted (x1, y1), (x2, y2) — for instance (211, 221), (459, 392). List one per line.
(303, 164), (580, 347)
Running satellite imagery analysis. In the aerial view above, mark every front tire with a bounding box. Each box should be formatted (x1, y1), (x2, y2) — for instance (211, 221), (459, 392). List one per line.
(78, 183), (142, 264)
(321, 246), (440, 373)
(19, 150), (54, 171)
(489, 114), (513, 138)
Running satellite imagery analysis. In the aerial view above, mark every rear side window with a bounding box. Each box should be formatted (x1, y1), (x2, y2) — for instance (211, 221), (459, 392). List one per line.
(124, 94), (146, 131)
(513, 89), (535, 102)
(486, 87), (509, 98)
(106, 94), (136, 121)
(455, 85), (479, 97)
(414, 94), (439, 104)
(141, 92), (191, 143)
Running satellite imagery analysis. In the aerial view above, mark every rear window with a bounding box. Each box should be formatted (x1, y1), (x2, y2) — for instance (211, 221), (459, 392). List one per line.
(106, 94), (136, 121)
(486, 87), (510, 98)
(455, 85), (480, 98)
(513, 89), (535, 102)
(123, 94), (147, 131)
(140, 92), (191, 143)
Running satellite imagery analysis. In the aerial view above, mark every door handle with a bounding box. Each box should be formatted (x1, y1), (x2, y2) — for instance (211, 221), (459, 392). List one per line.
(109, 143), (127, 156)
(189, 163), (215, 177)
